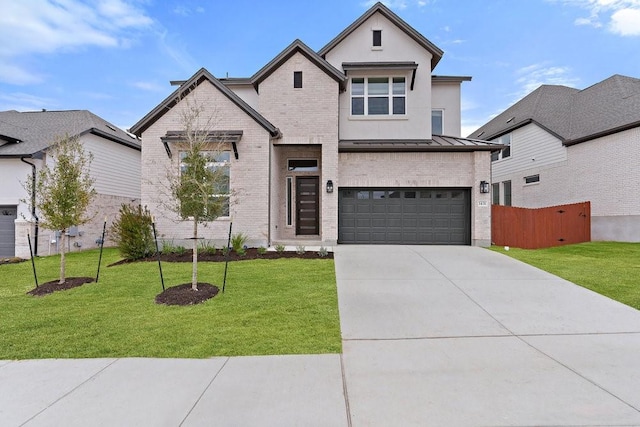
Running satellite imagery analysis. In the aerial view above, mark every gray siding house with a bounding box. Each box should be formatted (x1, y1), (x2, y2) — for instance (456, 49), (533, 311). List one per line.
(470, 74), (640, 242)
(131, 2), (500, 248)
(0, 110), (141, 258)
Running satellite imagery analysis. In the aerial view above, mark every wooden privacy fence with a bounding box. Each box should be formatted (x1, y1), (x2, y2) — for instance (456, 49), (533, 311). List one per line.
(492, 202), (591, 249)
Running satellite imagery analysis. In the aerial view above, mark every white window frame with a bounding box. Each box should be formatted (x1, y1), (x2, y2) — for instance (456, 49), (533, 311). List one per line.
(351, 77), (406, 116)
(431, 109), (444, 135)
(491, 134), (512, 161)
(179, 150), (231, 217)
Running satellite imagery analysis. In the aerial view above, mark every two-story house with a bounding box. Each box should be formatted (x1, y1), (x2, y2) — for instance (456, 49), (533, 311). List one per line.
(130, 2), (499, 247)
(471, 74), (640, 242)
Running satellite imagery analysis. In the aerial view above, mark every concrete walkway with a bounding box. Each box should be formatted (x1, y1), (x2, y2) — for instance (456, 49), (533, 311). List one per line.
(1, 245), (640, 425)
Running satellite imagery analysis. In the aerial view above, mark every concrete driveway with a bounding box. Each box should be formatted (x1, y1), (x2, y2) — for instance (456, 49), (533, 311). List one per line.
(335, 245), (640, 425)
(2, 245), (640, 426)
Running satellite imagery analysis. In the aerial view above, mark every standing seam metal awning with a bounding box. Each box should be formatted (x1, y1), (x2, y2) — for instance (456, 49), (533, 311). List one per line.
(160, 130), (243, 159)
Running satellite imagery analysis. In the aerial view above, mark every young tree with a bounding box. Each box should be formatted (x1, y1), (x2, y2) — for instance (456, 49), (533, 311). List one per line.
(25, 135), (95, 284)
(166, 101), (230, 291)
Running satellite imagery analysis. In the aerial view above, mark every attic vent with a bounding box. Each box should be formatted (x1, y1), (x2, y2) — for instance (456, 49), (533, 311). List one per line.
(506, 117), (515, 124)
(106, 124), (117, 132)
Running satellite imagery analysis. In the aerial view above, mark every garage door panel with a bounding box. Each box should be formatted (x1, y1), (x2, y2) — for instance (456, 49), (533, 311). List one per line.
(339, 188), (470, 245)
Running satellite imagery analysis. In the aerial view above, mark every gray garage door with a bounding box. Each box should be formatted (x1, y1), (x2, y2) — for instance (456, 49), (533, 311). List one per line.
(338, 188), (471, 245)
(0, 206), (17, 257)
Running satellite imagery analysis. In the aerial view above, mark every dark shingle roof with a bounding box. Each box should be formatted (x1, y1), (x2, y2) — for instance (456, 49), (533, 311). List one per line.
(0, 110), (140, 157)
(469, 74), (640, 145)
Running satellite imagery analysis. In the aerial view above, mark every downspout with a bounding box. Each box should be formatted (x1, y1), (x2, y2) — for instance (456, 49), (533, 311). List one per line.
(20, 156), (39, 256)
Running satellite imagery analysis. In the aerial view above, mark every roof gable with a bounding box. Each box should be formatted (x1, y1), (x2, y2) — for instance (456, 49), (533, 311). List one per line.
(251, 39), (346, 90)
(129, 68), (280, 138)
(318, 2), (443, 70)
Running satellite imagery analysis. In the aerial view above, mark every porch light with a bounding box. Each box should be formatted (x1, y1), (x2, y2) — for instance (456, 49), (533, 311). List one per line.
(326, 180), (334, 193)
(480, 180), (490, 194)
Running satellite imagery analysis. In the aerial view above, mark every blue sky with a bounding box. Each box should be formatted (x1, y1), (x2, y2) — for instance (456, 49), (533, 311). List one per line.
(1, 0), (639, 137)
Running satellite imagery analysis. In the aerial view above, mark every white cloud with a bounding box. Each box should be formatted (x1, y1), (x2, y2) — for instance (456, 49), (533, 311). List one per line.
(551, 0), (640, 36)
(0, 92), (56, 111)
(610, 7), (640, 34)
(0, 0), (154, 85)
(514, 63), (580, 98)
(362, 0), (432, 9)
(0, 64), (44, 85)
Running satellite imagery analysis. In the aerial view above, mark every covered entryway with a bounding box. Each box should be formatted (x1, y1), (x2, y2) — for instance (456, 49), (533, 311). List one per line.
(0, 206), (17, 257)
(338, 188), (470, 244)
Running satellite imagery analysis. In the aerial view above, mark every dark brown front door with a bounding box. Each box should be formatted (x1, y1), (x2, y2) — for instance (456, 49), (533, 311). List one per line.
(296, 177), (319, 235)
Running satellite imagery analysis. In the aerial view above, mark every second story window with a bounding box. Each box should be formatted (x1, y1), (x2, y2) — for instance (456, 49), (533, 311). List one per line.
(293, 71), (302, 88)
(351, 77), (406, 116)
(431, 110), (443, 134)
(491, 133), (511, 161)
(372, 30), (382, 47)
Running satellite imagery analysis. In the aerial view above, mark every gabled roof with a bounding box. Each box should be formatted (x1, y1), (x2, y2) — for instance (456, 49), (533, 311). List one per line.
(318, 2), (444, 70)
(339, 136), (502, 152)
(129, 68), (280, 138)
(251, 39), (346, 90)
(470, 74), (640, 145)
(0, 110), (140, 158)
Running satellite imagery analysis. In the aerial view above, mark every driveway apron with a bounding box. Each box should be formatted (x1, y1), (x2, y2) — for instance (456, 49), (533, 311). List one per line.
(335, 245), (640, 426)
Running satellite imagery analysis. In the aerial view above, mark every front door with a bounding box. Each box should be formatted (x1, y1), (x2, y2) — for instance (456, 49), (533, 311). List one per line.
(296, 177), (319, 235)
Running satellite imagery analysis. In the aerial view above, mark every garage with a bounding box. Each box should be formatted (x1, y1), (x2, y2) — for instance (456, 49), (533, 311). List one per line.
(0, 206), (17, 257)
(338, 188), (470, 245)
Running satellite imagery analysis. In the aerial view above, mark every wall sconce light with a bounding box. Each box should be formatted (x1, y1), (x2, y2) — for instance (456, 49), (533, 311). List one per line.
(480, 180), (490, 194)
(326, 180), (334, 193)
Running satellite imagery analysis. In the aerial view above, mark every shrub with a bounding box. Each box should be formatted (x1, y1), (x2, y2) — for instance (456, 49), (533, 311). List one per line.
(296, 245), (306, 255)
(275, 244), (286, 253)
(199, 240), (217, 255)
(110, 204), (155, 260)
(257, 246), (267, 256)
(318, 246), (329, 257)
(231, 232), (248, 252)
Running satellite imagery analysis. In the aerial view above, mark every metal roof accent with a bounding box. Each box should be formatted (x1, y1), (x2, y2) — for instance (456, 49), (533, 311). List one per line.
(0, 110), (140, 157)
(251, 39), (346, 90)
(342, 61), (418, 71)
(318, 2), (443, 70)
(339, 136), (502, 152)
(432, 75), (473, 83)
(129, 68), (281, 138)
(470, 74), (640, 145)
(161, 130), (244, 159)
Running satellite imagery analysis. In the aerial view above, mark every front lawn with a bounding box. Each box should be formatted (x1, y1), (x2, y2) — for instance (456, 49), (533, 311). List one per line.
(492, 242), (640, 310)
(0, 248), (341, 359)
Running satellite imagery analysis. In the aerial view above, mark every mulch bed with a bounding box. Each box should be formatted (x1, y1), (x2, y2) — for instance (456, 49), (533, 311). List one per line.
(27, 277), (95, 297)
(155, 283), (219, 306)
(109, 247), (333, 267)
(0, 257), (25, 266)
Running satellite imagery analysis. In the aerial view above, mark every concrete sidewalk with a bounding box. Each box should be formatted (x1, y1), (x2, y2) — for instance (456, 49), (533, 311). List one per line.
(2, 245), (640, 426)
(336, 245), (640, 425)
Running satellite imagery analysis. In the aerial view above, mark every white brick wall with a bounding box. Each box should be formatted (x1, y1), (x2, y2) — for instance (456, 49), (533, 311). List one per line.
(140, 82), (272, 248)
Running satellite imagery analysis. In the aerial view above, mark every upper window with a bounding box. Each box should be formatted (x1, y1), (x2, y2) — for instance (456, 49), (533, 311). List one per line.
(179, 151), (231, 217)
(491, 134), (511, 161)
(293, 71), (302, 88)
(492, 183), (500, 205)
(503, 180), (512, 206)
(372, 30), (382, 47)
(351, 77), (406, 116)
(431, 110), (443, 135)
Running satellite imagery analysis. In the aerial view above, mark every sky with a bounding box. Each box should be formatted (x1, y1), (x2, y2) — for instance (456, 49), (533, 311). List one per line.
(0, 0), (639, 137)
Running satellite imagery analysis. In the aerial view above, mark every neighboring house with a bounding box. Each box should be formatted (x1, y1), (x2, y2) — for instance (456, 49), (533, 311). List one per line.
(470, 74), (640, 242)
(0, 110), (141, 258)
(130, 2), (499, 247)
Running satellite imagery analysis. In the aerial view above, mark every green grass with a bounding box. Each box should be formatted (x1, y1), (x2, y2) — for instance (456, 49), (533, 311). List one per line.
(491, 242), (640, 310)
(0, 248), (341, 359)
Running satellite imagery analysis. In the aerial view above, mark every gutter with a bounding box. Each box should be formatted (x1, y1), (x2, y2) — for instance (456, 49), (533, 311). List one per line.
(20, 156), (39, 256)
